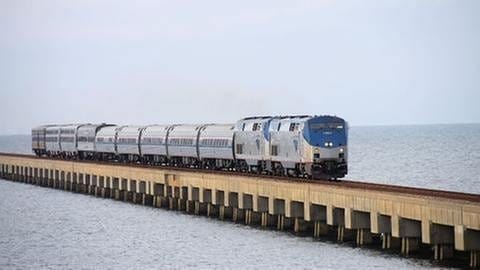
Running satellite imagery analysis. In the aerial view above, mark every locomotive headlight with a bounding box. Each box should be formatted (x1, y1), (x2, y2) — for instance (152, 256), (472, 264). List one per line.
(339, 148), (344, 153)
(314, 148), (319, 153)
(324, 142), (329, 147)
(329, 142), (333, 147)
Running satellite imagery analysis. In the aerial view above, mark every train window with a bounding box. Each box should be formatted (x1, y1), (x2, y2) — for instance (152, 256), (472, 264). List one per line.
(271, 145), (278, 156)
(277, 123), (281, 131)
(61, 137), (74, 143)
(236, 144), (243, 154)
(242, 123), (246, 131)
(289, 123), (299, 132)
(311, 123), (344, 130)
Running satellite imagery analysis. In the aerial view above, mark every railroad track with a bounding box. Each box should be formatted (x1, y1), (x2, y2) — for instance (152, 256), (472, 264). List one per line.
(1, 152), (479, 203)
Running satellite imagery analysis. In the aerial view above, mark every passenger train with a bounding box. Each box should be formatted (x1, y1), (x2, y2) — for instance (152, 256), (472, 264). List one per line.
(32, 115), (348, 179)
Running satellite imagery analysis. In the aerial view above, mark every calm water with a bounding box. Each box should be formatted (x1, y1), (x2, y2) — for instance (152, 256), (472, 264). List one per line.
(0, 124), (478, 269)
(348, 124), (480, 193)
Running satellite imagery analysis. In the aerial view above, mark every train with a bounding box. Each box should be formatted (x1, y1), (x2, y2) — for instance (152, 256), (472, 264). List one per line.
(32, 115), (348, 179)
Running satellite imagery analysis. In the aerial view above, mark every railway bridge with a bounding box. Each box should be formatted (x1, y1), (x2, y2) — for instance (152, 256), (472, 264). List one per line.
(1, 153), (479, 267)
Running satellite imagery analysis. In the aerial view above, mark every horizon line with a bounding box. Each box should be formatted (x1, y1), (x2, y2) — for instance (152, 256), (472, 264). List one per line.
(0, 121), (479, 136)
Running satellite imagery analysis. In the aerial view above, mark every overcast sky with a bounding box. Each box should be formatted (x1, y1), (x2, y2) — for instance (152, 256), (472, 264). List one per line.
(1, 1), (479, 134)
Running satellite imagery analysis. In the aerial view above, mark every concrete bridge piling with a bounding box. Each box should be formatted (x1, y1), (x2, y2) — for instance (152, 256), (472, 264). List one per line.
(1, 153), (480, 267)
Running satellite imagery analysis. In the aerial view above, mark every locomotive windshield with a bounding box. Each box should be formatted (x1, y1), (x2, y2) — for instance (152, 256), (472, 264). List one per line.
(310, 123), (344, 130)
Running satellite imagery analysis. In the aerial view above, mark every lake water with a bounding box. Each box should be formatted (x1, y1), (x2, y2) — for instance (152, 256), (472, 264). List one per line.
(1, 124), (479, 269)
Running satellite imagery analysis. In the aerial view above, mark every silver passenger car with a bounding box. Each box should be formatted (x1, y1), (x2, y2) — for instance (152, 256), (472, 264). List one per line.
(166, 124), (203, 165)
(60, 124), (86, 157)
(77, 124), (115, 159)
(233, 116), (272, 170)
(140, 125), (171, 163)
(116, 125), (145, 161)
(95, 125), (119, 159)
(198, 124), (235, 168)
(45, 125), (62, 155)
(32, 125), (55, 156)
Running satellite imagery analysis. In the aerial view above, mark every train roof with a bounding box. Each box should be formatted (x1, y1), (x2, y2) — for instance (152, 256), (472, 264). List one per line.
(241, 116), (272, 120)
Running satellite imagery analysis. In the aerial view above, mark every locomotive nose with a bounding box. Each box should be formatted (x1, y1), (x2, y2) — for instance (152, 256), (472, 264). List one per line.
(316, 147), (341, 159)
